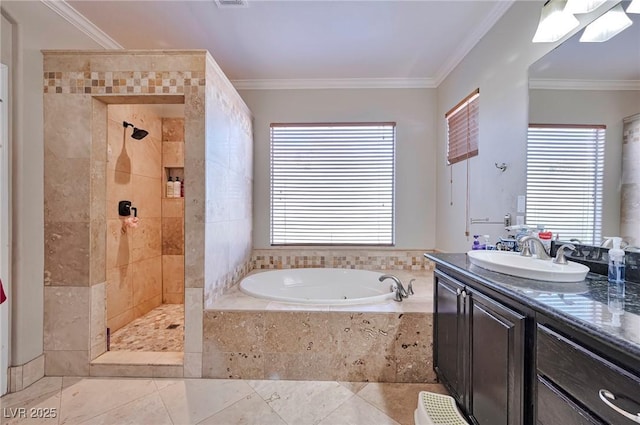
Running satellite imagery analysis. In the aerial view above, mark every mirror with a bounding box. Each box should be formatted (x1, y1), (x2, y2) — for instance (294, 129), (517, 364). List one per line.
(528, 1), (640, 246)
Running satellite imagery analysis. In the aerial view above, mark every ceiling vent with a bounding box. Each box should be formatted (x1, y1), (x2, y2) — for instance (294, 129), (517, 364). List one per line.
(215, 0), (248, 8)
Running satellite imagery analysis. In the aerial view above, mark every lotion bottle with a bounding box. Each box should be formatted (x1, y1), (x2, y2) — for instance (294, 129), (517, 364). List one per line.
(166, 176), (174, 198)
(608, 237), (625, 284)
(173, 177), (181, 198)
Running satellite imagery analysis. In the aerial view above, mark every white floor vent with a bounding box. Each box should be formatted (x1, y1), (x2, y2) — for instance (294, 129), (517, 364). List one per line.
(414, 391), (469, 425)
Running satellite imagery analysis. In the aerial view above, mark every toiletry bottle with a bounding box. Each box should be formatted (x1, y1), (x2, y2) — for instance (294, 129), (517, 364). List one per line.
(166, 176), (174, 198)
(472, 235), (480, 250)
(180, 178), (184, 198)
(539, 231), (552, 253)
(608, 237), (625, 284)
(173, 177), (181, 198)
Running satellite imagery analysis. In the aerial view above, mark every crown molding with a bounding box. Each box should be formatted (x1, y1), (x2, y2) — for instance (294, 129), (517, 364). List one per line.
(231, 78), (436, 90)
(432, 0), (515, 86)
(529, 78), (640, 90)
(40, 0), (123, 49)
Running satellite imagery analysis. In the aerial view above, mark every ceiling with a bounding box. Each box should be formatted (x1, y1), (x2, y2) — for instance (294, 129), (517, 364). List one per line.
(63, 0), (513, 88)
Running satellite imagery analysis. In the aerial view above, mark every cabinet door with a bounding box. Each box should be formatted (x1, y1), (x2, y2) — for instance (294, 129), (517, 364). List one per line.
(434, 271), (465, 404)
(469, 290), (526, 425)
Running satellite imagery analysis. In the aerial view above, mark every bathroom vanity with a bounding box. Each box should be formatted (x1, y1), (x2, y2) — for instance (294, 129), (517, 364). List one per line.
(425, 253), (640, 425)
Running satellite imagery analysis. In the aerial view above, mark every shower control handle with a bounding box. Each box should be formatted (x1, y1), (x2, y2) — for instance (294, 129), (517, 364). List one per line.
(118, 200), (137, 217)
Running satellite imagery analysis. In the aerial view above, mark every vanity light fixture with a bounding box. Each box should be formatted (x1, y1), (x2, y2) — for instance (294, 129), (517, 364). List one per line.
(580, 4), (633, 42)
(565, 0), (607, 14)
(627, 0), (640, 14)
(532, 0), (580, 43)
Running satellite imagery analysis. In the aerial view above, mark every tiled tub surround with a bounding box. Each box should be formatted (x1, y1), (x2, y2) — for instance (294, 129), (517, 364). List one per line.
(204, 269), (436, 383)
(43, 50), (253, 378)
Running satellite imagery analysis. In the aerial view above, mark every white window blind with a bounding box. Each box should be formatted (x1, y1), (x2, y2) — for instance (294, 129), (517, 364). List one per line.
(446, 89), (479, 165)
(526, 125), (605, 245)
(270, 123), (395, 245)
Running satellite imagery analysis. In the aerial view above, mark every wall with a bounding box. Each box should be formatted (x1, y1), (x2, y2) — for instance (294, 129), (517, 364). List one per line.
(201, 57), (254, 310)
(1, 1), (102, 369)
(434, 1), (613, 252)
(529, 89), (640, 238)
(105, 104), (163, 332)
(162, 118), (185, 304)
(239, 88), (436, 250)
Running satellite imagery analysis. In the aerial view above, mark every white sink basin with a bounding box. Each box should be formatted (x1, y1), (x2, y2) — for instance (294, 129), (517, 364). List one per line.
(467, 250), (589, 282)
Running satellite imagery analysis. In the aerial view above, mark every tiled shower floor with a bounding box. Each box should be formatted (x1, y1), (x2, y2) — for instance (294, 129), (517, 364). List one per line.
(110, 304), (184, 352)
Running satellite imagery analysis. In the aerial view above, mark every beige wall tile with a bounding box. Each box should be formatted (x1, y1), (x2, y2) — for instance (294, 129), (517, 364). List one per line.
(132, 174), (162, 219)
(44, 287), (90, 351)
(89, 364), (154, 378)
(162, 198), (183, 218)
(162, 118), (185, 141)
(162, 255), (184, 294)
(90, 219), (107, 285)
(106, 219), (131, 270)
(162, 142), (184, 167)
(131, 218), (162, 262)
(106, 265), (135, 319)
(106, 170), (133, 219)
(163, 293), (184, 304)
(184, 288), (203, 353)
(91, 99), (108, 163)
(202, 351), (264, 379)
(132, 256), (163, 306)
(107, 117), (133, 173)
(183, 352), (202, 378)
(90, 283), (107, 360)
(44, 156), (90, 222)
(263, 352), (342, 381)
(162, 217), (184, 255)
(21, 355), (45, 389)
(44, 221), (90, 286)
(45, 350), (89, 376)
(134, 294), (163, 319)
(203, 311), (264, 353)
(44, 94), (91, 159)
(131, 137), (162, 179)
(264, 312), (343, 354)
(107, 309), (135, 333)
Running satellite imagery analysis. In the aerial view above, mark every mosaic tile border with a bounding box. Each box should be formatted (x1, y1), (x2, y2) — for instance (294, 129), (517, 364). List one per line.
(43, 71), (205, 95)
(207, 258), (253, 307)
(252, 249), (434, 271)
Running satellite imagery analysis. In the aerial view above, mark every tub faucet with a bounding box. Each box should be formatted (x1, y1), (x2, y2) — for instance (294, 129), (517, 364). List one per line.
(518, 235), (552, 260)
(379, 274), (408, 302)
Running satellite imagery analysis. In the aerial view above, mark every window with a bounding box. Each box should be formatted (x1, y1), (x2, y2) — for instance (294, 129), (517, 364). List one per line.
(270, 123), (395, 245)
(446, 89), (479, 164)
(526, 124), (605, 245)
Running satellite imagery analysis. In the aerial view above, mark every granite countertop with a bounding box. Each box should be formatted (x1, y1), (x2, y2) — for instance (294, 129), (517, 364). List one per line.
(425, 253), (640, 362)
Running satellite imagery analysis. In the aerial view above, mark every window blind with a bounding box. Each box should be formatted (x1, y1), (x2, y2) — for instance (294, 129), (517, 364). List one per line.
(526, 125), (605, 245)
(446, 89), (479, 165)
(270, 123), (395, 245)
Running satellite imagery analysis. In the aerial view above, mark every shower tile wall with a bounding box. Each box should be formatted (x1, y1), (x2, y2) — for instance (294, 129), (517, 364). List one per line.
(106, 105), (163, 332)
(162, 118), (185, 304)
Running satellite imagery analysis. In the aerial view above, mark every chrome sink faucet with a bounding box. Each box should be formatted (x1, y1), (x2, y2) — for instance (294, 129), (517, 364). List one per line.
(553, 244), (576, 265)
(379, 274), (408, 302)
(518, 235), (552, 260)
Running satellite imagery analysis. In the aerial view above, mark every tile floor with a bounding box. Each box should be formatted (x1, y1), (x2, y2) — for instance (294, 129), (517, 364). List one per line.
(110, 304), (184, 352)
(0, 376), (448, 425)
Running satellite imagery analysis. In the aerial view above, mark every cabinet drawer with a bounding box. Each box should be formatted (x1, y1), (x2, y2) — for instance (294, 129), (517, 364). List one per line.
(537, 376), (603, 425)
(537, 325), (640, 425)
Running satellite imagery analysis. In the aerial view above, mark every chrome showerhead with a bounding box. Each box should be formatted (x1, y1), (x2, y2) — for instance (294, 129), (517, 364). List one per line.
(123, 121), (149, 140)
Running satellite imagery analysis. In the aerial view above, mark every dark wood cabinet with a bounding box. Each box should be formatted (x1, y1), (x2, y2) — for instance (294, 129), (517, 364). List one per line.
(434, 269), (526, 425)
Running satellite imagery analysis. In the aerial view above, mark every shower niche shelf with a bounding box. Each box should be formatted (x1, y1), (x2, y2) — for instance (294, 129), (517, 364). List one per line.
(164, 167), (184, 199)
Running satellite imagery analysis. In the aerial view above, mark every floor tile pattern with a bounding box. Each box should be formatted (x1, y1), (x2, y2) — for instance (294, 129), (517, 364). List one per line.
(0, 377), (448, 425)
(110, 304), (184, 352)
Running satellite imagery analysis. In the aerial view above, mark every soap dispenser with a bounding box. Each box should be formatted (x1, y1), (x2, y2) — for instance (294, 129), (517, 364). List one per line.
(472, 235), (481, 250)
(608, 237), (625, 284)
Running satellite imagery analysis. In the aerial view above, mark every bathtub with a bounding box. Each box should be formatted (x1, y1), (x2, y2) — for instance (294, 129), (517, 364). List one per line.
(239, 268), (396, 305)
